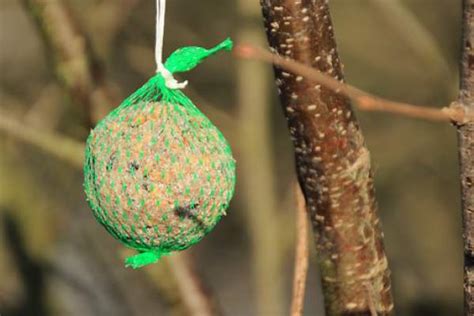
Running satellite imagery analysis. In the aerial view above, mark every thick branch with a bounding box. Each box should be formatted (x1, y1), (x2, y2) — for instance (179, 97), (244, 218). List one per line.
(259, 1), (393, 314)
(459, 1), (474, 315)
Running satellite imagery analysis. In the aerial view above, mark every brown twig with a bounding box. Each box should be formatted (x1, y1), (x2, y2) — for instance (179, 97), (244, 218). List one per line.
(0, 111), (84, 167)
(290, 182), (309, 316)
(458, 1), (474, 315)
(167, 253), (220, 316)
(235, 44), (472, 124)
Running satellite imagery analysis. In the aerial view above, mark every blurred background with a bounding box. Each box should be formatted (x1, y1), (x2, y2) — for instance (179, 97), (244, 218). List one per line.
(0, 0), (463, 315)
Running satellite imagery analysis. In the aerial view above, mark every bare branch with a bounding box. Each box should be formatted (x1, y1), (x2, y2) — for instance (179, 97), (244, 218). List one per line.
(258, 1), (393, 314)
(290, 182), (309, 316)
(0, 111), (84, 168)
(235, 44), (472, 124)
(167, 253), (221, 316)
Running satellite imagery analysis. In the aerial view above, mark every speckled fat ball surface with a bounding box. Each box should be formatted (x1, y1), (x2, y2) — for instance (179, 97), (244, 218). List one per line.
(84, 97), (235, 249)
(83, 39), (235, 269)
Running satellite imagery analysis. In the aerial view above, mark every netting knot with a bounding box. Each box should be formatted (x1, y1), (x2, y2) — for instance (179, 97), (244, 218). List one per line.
(157, 64), (188, 90)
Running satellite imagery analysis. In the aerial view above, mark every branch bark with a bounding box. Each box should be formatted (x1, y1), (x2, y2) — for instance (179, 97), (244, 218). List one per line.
(167, 253), (221, 316)
(459, 1), (474, 315)
(0, 110), (85, 167)
(291, 182), (309, 316)
(259, 1), (393, 314)
(235, 44), (472, 123)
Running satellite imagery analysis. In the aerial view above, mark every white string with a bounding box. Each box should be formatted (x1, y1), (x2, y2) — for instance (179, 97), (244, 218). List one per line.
(155, 0), (187, 89)
(155, 0), (165, 66)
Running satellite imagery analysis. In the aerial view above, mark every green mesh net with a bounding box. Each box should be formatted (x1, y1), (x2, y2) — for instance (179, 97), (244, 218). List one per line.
(83, 38), (236, 269)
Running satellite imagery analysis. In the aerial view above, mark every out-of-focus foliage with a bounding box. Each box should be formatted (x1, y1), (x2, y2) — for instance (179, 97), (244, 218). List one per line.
(0, 0), (463, 315)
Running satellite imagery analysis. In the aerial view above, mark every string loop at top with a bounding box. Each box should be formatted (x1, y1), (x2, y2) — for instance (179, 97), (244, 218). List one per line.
(155, 0), (188, 90)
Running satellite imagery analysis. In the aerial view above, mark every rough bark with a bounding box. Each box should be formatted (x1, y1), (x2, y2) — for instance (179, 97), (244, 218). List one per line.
(459, 1), (474, 315)
(259, 1), (393, 314)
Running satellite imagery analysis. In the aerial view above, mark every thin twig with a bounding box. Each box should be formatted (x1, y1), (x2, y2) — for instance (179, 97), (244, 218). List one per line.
(0, 112), (85, 168)
(167, 253), (220, 316)
(234, 44), (472, 124)
(290, 182), (309, 316)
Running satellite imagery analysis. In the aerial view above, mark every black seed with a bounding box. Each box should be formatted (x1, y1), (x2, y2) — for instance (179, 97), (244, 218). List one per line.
(173, 204), (206, 231)
(106, 153), (116, 171)
(174, 203), (199, 218)
(128, 161), (140, 173)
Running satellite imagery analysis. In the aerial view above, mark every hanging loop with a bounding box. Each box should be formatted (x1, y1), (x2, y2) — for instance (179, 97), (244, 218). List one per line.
(157, 63), (188, 89)
(155, 0), (188, 90)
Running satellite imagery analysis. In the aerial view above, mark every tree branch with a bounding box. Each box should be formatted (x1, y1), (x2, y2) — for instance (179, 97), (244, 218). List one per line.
(291, 182), (309, 316)
(258, 1), (393, 314)
(0, 111), (84, 167)
(458, 1), (474, 315)
(235, 44), (472, 124)
(167, 253), (221, 316)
